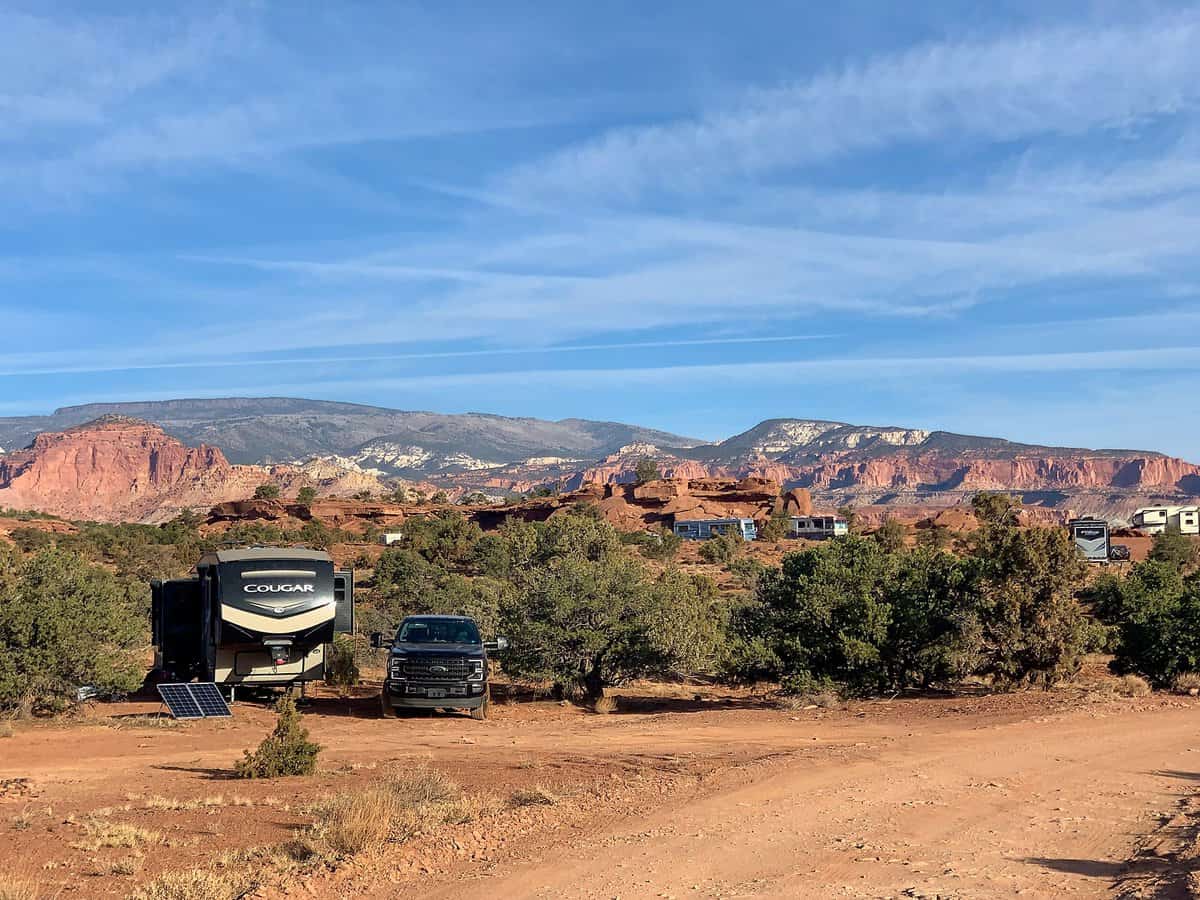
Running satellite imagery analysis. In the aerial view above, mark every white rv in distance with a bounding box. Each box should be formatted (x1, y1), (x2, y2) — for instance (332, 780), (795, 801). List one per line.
(1131, 506), (1200, 535)
(788, 515), (849, 540)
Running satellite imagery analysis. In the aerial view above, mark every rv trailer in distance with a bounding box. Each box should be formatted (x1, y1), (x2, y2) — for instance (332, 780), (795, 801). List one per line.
(788, 515), (849, 540)
(1131, 505), (1200, 535)
(1067, 517), (1111, 563)
(152, 548), (354, 696)
(673, 517), (758, 541)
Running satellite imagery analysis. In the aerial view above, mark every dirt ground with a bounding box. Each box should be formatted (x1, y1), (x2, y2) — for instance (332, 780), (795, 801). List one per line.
(2, 681), (1200, 899)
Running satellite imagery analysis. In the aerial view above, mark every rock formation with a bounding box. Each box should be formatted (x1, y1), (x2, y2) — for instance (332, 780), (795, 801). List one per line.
(0, 417), (389, 523)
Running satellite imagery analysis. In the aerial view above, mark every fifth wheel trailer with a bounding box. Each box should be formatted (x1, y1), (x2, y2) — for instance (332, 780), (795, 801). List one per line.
(1067, 518), (1110, 563)
(152, 548), (353, 695)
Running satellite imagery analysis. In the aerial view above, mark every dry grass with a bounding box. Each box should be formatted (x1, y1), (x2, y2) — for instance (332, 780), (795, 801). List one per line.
(128, 870), (245, 900)
(90, 803), (133, 817)
(1116, 674), (1153, 697)
(141, 795), (233, 812)
(103, 715), (181, 731)
(308, 768), (495, 857)
(509, 786), (559, 807)
(592, 695), (617, 715)
(0, 722), (13, 739)
(1172, 672), (1200, 696)
(109, 854), (145, 876)
(148, 843), (314, 900)
(777, 691), (842, 711)
(311, 787), (397, 856)
(384, 768), (460, 806)
(438, 793), (500, 825)
(0, 875), (40, 900)
(71, 820), (163, 851)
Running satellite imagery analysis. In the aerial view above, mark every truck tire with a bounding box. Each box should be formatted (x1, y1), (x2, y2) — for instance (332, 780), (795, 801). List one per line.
(470, 690), (490, 721)
(380, 689), (398, 718)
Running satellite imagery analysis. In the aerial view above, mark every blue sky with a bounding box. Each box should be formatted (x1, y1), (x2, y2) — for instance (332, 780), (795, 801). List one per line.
(3, 2), (1200, 456)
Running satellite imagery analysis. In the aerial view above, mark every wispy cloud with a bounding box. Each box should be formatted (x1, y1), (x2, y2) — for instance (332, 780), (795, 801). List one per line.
(0, 333), (837, 378)
(0, 8), (591, 204)
(111, 346), (1200, 398)
(6, 6), (1200, 455)
(499, 12), (1200, 202)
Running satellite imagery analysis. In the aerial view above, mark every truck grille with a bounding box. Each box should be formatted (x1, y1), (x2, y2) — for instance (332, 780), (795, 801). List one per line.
(394, 655), (471, 681)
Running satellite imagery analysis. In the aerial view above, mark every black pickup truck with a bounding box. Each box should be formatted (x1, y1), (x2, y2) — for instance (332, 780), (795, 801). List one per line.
(373, 615), (507, 720)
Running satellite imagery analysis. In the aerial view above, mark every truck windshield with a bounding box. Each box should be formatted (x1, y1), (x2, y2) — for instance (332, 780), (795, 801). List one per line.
(396, 618), (480, 645)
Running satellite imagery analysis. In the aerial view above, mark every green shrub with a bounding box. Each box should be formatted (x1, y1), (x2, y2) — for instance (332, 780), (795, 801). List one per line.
(253, 483), (281, 500)
(758, 511), (790, 542)
(500, 554), (659, 700)
(500, 513), (730, 699)
(780, 670), (839, 699)
(324, 636), (360, 694)
(634, 457), (660, 484)
(645, 570), (731, 676)
(398, 511), (483, 566)
(1109, 562), (1200, 686)
(731, 512), (1090, 695)
(916, 525), (952, 550)
(629, 528), (682, 562)
(698, 528), (743, 565)
(970, 517), (1091, 688)
(235, 696), (320, 778)
(1150, 527), (1200, 573)
(728, 556), (766, 590)
(296, 486), (317, 507)
(0, 547), (146, 714)
(734, 538), (979, 695)
(873, 517), (907, 553)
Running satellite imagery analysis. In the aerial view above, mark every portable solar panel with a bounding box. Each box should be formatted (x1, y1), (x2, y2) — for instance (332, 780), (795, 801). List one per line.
(157, 683), (232, 719)
(189, 683), (232, 717)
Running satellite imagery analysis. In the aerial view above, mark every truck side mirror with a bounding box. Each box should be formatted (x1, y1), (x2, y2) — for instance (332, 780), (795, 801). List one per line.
(370, 631), (384, 650)
(487, 636), (509, 652)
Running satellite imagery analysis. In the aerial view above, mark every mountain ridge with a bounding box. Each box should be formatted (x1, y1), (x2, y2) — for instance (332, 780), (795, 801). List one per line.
(1, 399), (1197, 522)
(0, 397), (702, 466)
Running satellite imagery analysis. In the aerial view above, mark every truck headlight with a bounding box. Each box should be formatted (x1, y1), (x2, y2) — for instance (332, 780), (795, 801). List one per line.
(467, 660), (485, 682)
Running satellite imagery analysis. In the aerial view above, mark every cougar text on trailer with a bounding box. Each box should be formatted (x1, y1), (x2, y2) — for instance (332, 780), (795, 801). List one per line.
(151, 548), (354, 698)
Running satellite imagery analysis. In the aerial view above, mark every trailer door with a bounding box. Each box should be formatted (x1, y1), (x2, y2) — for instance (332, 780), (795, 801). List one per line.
(157, 578), (205, 680)
(333, 570), (355, 634)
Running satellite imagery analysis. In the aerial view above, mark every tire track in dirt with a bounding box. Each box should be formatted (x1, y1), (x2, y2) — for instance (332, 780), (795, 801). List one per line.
(409, 704), (1200, 900)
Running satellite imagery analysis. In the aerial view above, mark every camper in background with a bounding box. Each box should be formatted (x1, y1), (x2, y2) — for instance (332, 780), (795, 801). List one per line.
(673, 517), (758, 541)
(788, 515), (849, 540)
(1131, 506), (1200, 535)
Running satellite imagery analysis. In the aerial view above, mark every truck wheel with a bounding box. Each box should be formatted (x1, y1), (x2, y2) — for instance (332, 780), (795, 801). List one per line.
(470, 691), (490, 721)
(380, 690), (398, 718)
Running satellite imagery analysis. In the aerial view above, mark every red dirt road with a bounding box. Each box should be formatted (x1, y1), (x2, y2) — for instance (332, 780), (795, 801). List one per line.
(425, 702), (1200, 899)
(2, 688), (1198, 898)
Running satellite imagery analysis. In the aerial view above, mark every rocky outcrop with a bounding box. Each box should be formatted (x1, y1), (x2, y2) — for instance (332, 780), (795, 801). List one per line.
(547, 450), (1200, 514)
(8, 409), (1200, 526)
(471, 478), (790, 534)
(777, 488), (814, 517)
(0, 417), (390, 523)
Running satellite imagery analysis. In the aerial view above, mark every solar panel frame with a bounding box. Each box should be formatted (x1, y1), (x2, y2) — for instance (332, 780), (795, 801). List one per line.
(157, 683), (232, 719)
(189, 683), (232, 718)
(158, 683), (203, 718)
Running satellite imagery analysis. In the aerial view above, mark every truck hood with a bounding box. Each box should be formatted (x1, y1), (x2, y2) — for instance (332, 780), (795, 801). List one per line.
(389, 643), (485, 656)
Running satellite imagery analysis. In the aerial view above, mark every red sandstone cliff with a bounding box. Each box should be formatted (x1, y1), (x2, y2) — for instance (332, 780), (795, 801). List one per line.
(562, 449), (1200, 494)
(0, 417), (385, 523)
